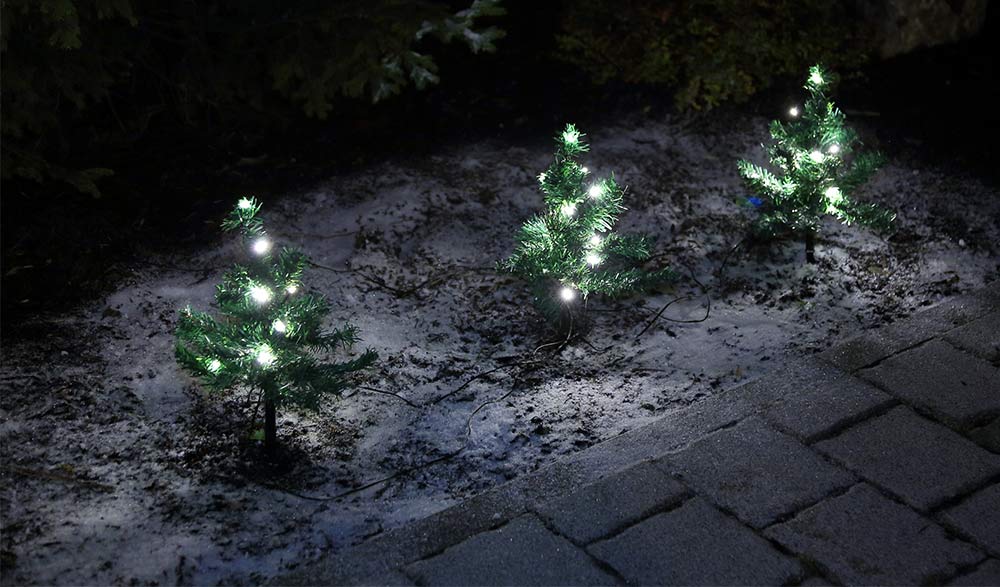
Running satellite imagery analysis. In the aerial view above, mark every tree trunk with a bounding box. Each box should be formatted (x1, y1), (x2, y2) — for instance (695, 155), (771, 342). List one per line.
(264, 399), (277, 453)
(805, 231), (816, 264)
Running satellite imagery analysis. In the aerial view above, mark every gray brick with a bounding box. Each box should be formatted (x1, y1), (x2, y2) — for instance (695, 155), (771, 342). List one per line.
(660, 417), (854, 528)
(535, 460), (688, 545)
(816, 407), (1000, 510)
(945, 311), (1000, 364)
(589, 498), (801, 586)
(970, 418), (1000, 454)
(819, 294), (995, 372)
(404, 515), (614, 586)
(942, 484), (1000, 557)
(766, 484), (984, 585)
(948, 559), (1000, 586)
(860, 339), (1000, 430)
(743, 358), (895, 442)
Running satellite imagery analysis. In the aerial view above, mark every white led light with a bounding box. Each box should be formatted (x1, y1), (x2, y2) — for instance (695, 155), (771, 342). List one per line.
(249, 285), (272, 305)
(252, 237), (272, 255)
(581, 166), (589, 174)
(824, 186), (843, 203)
(272, 319), (287, 334)
(285, 284), (298, 295)
(563, 129), (580, 144)
(585, 253), (601, 266)
(538, 172), (547, 183)
(789, 106), (800, 117)
(560, 203), (577, 217)
(828, 144), (840, 154)
(809, 71), (824, 85)
(559, 286), (575, 302)
(256, 345), (276, 367)
(238, 198), (253, 210)
(809, 150), (825, 163)
(207, 359), (222, 373)
(588, 184), (603, 199)
(589, 234), (602, 246)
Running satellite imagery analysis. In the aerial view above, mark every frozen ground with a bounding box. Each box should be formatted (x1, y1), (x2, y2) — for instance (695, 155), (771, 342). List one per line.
(2, 112), (998, 585)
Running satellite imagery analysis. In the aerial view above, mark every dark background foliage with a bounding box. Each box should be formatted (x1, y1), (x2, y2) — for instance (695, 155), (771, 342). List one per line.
(2, 0), (997, 324)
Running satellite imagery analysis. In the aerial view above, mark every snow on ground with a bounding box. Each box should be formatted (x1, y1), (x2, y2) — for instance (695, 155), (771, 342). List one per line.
(2, 112), (998, 585)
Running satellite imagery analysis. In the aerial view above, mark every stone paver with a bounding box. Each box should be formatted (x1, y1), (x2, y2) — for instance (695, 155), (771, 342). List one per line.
(816, 406), (1000, 510)
(661, 417), (854, 528)
(742, 358), (895, 442)
(765, 484), (984, 586)
(819, 292), (995, 373)
(860, 339), (1000, 430)
(535, 460), (688, 545)
(969, 417), (1000, 454)
(941, 484), (1000, 557)
(948, 559), (1000, 586)
(589, 497), (801, 586)
(944, 310), (1000, 363)
(403, 515), (614, 586)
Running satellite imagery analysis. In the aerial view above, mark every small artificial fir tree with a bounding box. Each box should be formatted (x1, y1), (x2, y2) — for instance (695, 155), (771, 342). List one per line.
(501, 124), (673, 322)
(738, 65), (894, 263)
(176, 198), (376, 452)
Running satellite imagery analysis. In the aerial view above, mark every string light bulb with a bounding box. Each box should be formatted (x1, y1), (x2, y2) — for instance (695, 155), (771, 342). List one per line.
(809, 150), (825, 163)
(560, 203), (577, 217)
(827, 144), (840, 154)
(256, 345), (276, 367)
(559, 286), (575, 302)
(249, 284), (272, 305)
(588, 184), (603, 199)
(252, 237), (271, 255)
(538, 172), (547, 183)
(581, 166), (589, 174)
(272, 319), (287, 334)
(285, 284), (298, 295)
(585, 253), (602, 266)
(207, 359), (222, 373)
(238, 198), (253, 210)
(589, 234), (602, 246)
(789, 106), (800, 117)
(809, 70), (824, 85)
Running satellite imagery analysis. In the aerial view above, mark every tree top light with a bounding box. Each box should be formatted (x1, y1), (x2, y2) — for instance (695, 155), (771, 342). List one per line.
(238, 198), (253, 210)
(563, 128), (580, 144)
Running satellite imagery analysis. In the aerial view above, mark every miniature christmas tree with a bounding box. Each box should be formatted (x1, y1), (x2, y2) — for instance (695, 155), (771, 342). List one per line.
(501, 124), (673, 322)
(738, 64), (894, 263)
(176, 198), (376, 452)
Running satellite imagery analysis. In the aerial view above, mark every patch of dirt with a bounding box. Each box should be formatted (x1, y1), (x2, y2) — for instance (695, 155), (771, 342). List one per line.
(2, 111), (998, 585)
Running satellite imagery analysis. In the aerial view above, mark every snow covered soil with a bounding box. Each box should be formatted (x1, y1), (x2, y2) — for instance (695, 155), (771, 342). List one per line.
(2, 112), (998, 585)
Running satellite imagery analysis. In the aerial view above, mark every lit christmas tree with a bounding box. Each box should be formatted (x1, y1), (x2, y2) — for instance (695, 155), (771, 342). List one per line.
(738, 64), (895, 263)
(501, 124), (673, 322)
(176, 197), (376, 452)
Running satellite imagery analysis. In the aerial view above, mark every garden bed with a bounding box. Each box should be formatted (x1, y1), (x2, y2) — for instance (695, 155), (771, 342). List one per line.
(2, 111), (998, 585)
